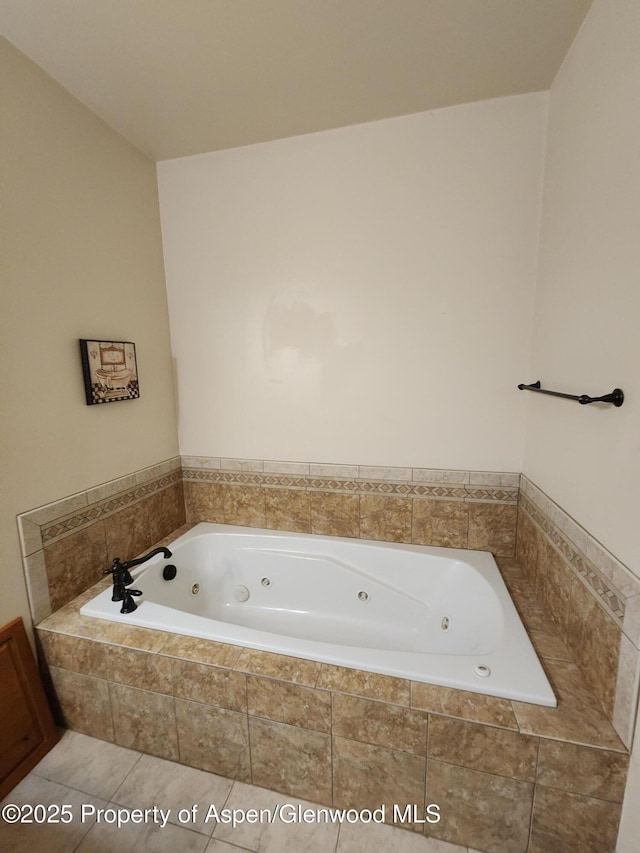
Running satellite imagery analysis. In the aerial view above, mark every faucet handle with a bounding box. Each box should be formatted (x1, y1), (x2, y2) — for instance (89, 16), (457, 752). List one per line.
(104, 557), (135, 586)
(104, 557), (122, 576)
(105, 556), (143, 609)
(120, 589), (142, 614)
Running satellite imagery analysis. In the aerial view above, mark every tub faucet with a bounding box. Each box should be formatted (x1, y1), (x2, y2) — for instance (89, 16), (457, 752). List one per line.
(104, 546), (172, 613)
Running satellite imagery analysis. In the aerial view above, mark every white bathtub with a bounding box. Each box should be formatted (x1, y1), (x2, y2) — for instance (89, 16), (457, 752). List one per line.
(80, 522), (556, 706)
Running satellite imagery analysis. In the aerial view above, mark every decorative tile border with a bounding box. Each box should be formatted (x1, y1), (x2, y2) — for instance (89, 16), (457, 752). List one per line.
(519, 478), (640, 628)
(40, 470), (182, 548)
(17, 458), (182, 556)
(519, 493), (625, 623)
(518, 476), (640, 749)
(182, 457), (519, 504)
(17, 457), (183, 624)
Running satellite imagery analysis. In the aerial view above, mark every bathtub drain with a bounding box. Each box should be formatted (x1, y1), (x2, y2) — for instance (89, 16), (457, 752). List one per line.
(357, 590), (369, 602)
(191, 583), (200, 595)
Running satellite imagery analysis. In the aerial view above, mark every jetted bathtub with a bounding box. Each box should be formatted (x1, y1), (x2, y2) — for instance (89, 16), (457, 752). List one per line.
(80, 522), (556, 706)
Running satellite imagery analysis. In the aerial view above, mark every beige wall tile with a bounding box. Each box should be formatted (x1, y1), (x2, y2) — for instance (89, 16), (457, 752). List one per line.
(264, 488), (311, 533)
(309, 462), (359, 479)
(86, 474), (138, 505)
(566, 575), (620, 720)
(18, 516), (43, 557)
(222, 484), (265, 527)
(23, 549), (52, 624)
(358, 466), (413, 482)
(103, 497), (157, 562)
(527, 626), (573, 663)
(528, 516), (546, 588)
(317, 664), (410, 705)
(591, 547), (640, 601)
(92, 623), (174, 653)
(183, 481), (225, 523)
(332, 736), (425, 825)
(411, 683), (518, 730)
(411, 499), (468, 548)
(359, 495), (412, 544)
(263, 460), (310, 475)
(332, 693), (427, 755)
(41, 633), (172, 694)
(160, 634), (243, 668)
(515, 508), (538, 577)
(428, 716), (538, 782)
(181, 455), (221, 469)
(427, 759), (533, 852)
(42, 601), (103, 632)
(247, 675), (331, 733)
(310, 491), (360, 538)
(536, 740), (628, 802)
(249, 717), (332, 805)
(530, 786), (621, 853)
(613, 633), (640, 749)
(103, 486), (184, 563)
(171, 659), (247, 711)
(412, 468), (470, 484)
(49, 666), (114, 742)
(467, 503), (517, 557)
(158, 481), (186, 533)
(220, 458), (264, 472)
(175, 697), (250, 781)
(235, 648), (320, 686)
(469, 472), (520, 487)
(44, 521), (108, 611)
(39, 630), (93, 673)
(27, 492), (89, 527)
(90, 644), (173, 694)
(536, 538), (571, 636)
(623, 594), (640, 648)
(517, 499), (628, 731)
(110, 683), (178, 760)
(512, 660), (625, 751)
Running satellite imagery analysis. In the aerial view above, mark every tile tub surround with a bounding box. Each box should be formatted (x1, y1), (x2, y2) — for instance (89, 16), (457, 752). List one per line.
(17, 457), (185, 624)
(36, 556), (628, 853)
(18, 457), (518, 630)
(517, 477), (640, 748)
(17, 457), (638, 751)
(181, 458), (520, 556)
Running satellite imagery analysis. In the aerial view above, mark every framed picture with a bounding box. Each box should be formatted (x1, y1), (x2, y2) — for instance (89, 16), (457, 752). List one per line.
(79, 339), (140, 405)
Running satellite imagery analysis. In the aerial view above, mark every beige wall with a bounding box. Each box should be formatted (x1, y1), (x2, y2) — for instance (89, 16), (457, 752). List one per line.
(158, 93), (547, 472)
(523, 0), (639, 578)
(517, 1), (640, 848)
(0, 39), (179, 636)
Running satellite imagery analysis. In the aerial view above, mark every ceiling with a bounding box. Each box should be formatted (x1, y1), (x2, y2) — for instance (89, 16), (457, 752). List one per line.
(0, 0), (593, 162)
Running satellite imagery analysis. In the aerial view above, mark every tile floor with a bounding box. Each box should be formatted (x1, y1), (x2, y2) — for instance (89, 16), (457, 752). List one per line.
(0, 730), (480, 853)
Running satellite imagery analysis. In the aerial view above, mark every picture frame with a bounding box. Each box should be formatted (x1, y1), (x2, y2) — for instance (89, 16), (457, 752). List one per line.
(79, 339), (140, 405)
